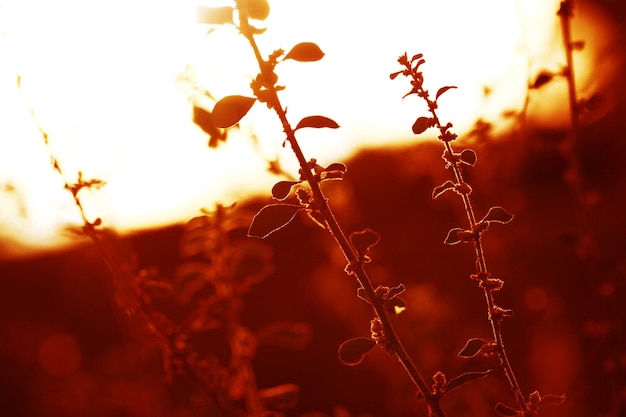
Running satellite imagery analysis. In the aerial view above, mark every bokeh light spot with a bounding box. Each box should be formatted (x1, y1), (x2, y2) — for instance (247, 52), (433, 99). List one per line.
(38, 332), (82, 376)
(523, 287), (548, 311)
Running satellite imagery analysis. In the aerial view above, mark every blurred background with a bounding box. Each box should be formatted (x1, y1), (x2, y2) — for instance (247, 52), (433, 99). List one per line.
(0, 0), (625, 416)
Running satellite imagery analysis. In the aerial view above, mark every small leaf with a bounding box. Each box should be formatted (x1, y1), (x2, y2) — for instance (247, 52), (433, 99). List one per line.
(531, 71), (554, 89)
(460, 149), (477, 166)
(338, 337), (376, 366)
(258, 383), (299, 410)
(349, 229), (380, 261)
(193, 106), (227, 147)
(539, 394), (566, 407)
(384, 297), (406, 315)
(495, 403), (521, 417)
(196, 6), (234, 25)
(271, 181), (301, 201)
(284, 42), (325, 62)
(458, 338), (488, 358)
(436, 85), (457, 100)
(247, 0), (270, 21)
(323, 162), (347, 174)
(248, 204), (303, 238)
(432, 180), (456, 199)
(412, 116), (434, 134)
(295, 115), (340, 130)
(320, 162), (347, 181)
(212, 95), (256, 128)
(444, 228), (465, 245)
(387, 283), (406, 300)
(444, 370), (492, 394)
(481, 206), (514, 224)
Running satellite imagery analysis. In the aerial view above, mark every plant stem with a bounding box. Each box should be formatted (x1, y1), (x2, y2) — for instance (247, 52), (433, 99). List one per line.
(237, 12), (445, 417)
(424, 93), (527, 413)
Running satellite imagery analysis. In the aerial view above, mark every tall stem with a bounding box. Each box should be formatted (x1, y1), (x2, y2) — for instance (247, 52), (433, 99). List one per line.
(238, 16), (445, 417)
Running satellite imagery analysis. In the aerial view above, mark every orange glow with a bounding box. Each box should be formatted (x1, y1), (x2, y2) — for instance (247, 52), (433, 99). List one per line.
(0, 0), (621, 258)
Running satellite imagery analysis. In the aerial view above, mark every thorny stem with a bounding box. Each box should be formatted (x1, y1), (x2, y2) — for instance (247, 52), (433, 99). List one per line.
(404, 62), (528, 413)
(236, 8), (445, 417)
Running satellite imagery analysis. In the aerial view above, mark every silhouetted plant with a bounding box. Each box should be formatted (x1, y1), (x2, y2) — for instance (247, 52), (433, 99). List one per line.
(391, 52), (565, 416)
(193, 2), (503, 416)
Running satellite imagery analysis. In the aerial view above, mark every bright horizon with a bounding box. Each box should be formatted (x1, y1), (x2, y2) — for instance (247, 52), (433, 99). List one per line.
(0, 0), (620, 259)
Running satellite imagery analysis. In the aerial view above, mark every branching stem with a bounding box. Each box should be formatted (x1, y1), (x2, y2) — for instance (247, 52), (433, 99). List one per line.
(404, 62), (528, 413)
(236, 7), (445, 416)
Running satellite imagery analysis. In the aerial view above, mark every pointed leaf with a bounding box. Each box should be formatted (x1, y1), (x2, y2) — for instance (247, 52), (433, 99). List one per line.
(444, 370), (492, 394)
(338, 337), (376, 366)
(481, 206), (514, 224)
(460, 149), (477, 166)
(458, 338), (488, 358)
(495, 403), (521, 416)
(539, 394), (566, 407)
(196, 6), (234, 25)
(271, 181), (301, 201)
(284, 42), (325, 62)
(212, 95), (256, 128)
(412, 116), (434, 135)
(436, 85), (457, 100)
(433, 180), (456, 199)
(248, 204), (303, 238)
(349, 229), (380, 261)
(444, 228), (465, 245)
(295, 115), (340, 130)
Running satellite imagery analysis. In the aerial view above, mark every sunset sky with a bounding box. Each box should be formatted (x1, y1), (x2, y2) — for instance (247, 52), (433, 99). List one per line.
(0, 0), (621, 258)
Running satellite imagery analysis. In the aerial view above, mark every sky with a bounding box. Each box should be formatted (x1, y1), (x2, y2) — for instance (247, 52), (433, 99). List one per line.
(0, 0), (621, 258)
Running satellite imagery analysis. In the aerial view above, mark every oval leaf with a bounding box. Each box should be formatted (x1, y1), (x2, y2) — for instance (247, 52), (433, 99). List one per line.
(444, 370), (492, 394)
(458, 338), (488, 358)
(338, 337), (376, 366)
(531, 71), (554, 89)
(432, 180), (456, 199)
(212, 95), (256, 128)
(295, 115), (340, 130)
(248, 204), (303, 239)
(460, 149), (477, 166)
(539, 394), (566, 407)
(495, 403), (521, 417)
(436, 85), (457, 100)
(350, 229), (380, 261)
(271, 181), (301, 201)
(247, 0), (270, 21)
(444, 228), (465, 245)
(323, 162), (347, 174)
(284, 42), (325, 62)
(481, 206), (514, 224)
(412, 116), (433, 135)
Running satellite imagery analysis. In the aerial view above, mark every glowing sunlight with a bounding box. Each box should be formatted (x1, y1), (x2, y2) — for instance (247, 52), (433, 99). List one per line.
(0, 0), (620, 258)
